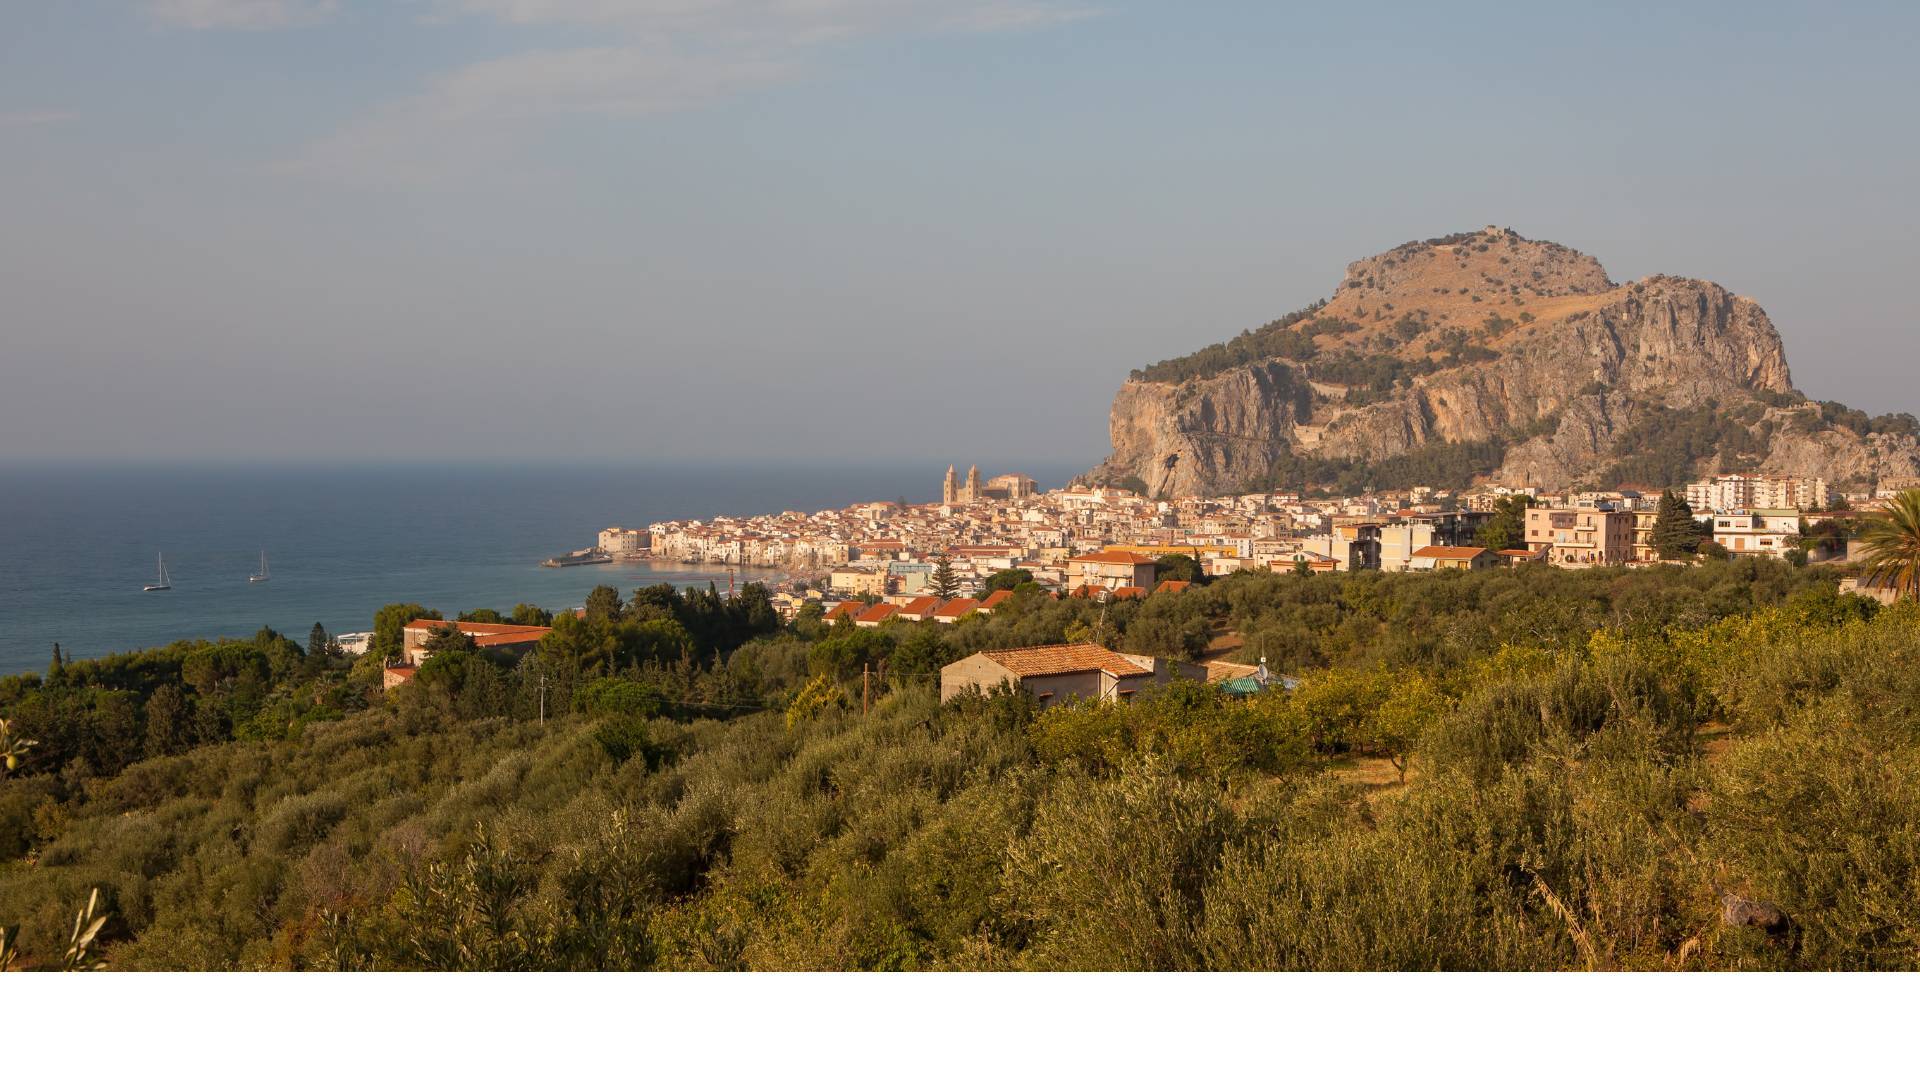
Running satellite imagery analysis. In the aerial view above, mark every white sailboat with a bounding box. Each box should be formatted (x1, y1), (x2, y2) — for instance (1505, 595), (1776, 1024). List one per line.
(249, 550), (270, 584)
(144, 553), (172, 592)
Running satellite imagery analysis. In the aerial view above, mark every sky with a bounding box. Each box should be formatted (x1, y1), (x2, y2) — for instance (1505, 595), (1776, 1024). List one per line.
(3, 1), (1918, 470)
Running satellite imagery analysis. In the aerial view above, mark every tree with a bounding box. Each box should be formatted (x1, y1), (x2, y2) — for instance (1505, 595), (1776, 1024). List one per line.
(980, 568), (1034, 596)
(1857, 489), (1920, 600)
(928, 555), (961, 601)
(891, 627), (959, 676)
(307, 622), (336, 665)
(584, 585), (625, 624)
(1475, 493), (1534, 552)
(509, 603), (554, 627)
(1650, 491), (1705, 560)
(142, 684), (191, 757)
(1292, 556), (1312, 577)
(1364, 674), (1447, 782)
(785, 674), (847, 731)
(1155, 552), (1208, 584)
(373, 604), (439, 661)
(421, 623), (476, 657)
(456, 609), (504, 624)
(48, 643), (63, 682)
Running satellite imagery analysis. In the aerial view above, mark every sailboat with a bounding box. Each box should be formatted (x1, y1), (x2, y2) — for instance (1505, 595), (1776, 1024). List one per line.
(249, 550), (271, 584)
(144, 553), (172, 592)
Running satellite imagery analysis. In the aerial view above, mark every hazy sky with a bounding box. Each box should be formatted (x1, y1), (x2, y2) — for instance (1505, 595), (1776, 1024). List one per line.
(4, 1), (1917, 468)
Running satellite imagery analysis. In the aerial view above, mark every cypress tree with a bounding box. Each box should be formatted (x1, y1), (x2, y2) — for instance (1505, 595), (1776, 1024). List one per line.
(1650, 491), (1705, 559)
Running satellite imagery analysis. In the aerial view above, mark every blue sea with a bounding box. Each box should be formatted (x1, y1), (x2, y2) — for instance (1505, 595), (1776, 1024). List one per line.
(0, 462), (1074, 677)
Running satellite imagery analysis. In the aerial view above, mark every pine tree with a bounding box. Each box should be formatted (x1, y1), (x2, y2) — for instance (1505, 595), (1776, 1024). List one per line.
(928, 555), (960, 601)
(1650, 490), (1705, 560)
(1475, 494), (1534, 551)
(48, 643), (63, 681)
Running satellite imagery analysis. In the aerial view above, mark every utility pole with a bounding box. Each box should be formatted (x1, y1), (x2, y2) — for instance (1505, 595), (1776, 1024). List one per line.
(862, 663), (871, 717)
(538, 668), (547, 727)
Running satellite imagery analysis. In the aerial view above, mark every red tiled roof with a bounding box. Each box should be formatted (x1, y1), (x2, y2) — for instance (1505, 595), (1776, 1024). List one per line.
(979, 643), (1150, 679)
(1155, 580), (1190, 594)
(823, 600), (865, 621)
(1412, 546), (1489, 559)
(932, 597), (980, 619)
(896, 596), (940, 616)
(854, 603), (899, 624)
(977, 589), (1015, 609)
(406, 618), (528, 634)
(470, 627), (553, 647)
(1110, 586), (1147, 600)
(406, 619), (551, 646)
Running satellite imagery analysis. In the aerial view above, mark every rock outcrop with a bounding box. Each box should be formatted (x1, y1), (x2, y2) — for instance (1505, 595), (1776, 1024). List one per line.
(1093, 227), (1918, 495)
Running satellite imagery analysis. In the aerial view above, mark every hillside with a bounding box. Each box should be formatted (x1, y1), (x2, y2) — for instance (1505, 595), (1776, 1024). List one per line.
(1093, 227), (1920, 496)
(5, 562), (1918, 970)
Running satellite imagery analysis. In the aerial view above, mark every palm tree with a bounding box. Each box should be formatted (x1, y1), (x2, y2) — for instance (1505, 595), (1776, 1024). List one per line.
(1857, 489), (1920, 600)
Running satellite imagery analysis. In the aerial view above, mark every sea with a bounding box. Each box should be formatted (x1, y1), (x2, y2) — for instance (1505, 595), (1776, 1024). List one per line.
(0, 462), (1075, 678)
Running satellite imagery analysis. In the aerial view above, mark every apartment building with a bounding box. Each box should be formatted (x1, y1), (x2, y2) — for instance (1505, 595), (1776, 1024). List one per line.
(597, 527), (649, 557)
(1524, 507), (1635, 567)
(1710, 510), (1803, 559)
(1298, 522), (1381, 572)
(1686, 474), (1830, 513)
(1067, 549), (1159, 592)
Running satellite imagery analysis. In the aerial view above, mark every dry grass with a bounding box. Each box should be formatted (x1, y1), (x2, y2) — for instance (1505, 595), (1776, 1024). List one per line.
(1332, 753), (1407, 790)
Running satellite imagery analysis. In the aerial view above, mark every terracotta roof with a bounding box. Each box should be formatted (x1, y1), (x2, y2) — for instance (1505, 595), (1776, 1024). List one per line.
(1412, 546), (1489, 559)
(896, 596), (940, 616)
(932, 597), (980, 619)
(407, 618), (528, 634)
(468, 627), (553, 647)
(979, 644), (1151, 679)
(1110, 586), (1147, 600)
(854, 603), (899, 624)
(1155, 580), (1190, 593)
(822, 601), (865, 621)
(406, 619), (551, 646)
(1070, 550), (1159, 565)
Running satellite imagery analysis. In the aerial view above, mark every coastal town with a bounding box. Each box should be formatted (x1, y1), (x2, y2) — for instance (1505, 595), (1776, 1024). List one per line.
(575, 464), (1915, 620)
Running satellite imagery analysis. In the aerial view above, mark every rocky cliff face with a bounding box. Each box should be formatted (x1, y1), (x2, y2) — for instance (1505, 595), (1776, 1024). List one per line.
(1094, 227), (1918, 495)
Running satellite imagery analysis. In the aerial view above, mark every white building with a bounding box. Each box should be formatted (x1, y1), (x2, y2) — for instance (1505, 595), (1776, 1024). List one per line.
(1710, 510), (1803, 558)
(1687, 474), (1829, 513)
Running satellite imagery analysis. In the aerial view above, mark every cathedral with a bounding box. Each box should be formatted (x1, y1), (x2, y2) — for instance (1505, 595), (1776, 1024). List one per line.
(942, 464), (982, 505)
